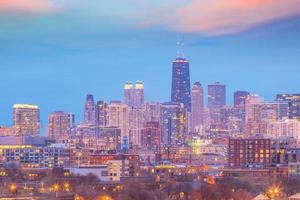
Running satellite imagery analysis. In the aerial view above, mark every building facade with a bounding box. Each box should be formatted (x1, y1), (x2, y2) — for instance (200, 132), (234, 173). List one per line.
(171, 57), (191, 112)
(191, 82), (204, 132)
(228, 138), (271, 168)
(13, 104), (40, 136)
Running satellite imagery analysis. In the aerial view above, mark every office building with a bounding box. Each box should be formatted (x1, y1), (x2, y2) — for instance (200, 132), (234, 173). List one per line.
(107, 101), (129, 141)
(276, 94), (300, 120)
(171, 57), (191, 112)
(84, 94), (96, 126)
(96, 101), (108, 134)
(208, 82), (226, 109)
(129, 108), (145, 147)
(234, 91), (250, 107)
(13, 104), (40, 136)
(161, 102), (186, 145)
(48, 111), (72, 142)
(191, 82), (204, 132)
(141, 122), (162, 150)
(98, 127), (122, 151)
(208, 82), (226, 125)
(144, 102), (161, 123)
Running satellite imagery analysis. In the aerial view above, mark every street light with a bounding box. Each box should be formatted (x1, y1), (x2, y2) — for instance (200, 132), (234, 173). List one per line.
(52, 184), (60, 198)
(266, 186), (281, 200)
(9, 184), (17, 194)
(64, 182), (71, 191)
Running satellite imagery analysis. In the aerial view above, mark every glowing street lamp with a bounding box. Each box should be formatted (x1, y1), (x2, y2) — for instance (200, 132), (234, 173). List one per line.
(64, 182), (71, 191)
(97, 195), (112, 200)
(266, 186), (281, 200)
(52, 184), (60, 198)
(9, 184), (17, 193)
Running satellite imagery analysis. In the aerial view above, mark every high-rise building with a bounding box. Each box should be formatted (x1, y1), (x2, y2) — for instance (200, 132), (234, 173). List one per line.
(171, 57), (191, 112)
(191, 82), (204, 132)
(276, 94), (300, 120)
(144, 102), (161, 123)
(141, 122), (162, 150)
(13, 104), (40, 136)
(208, 82), (226, 108)
(129, 108), (145, 147)
(124, 81), (134, 107)
(245, 94), (264, 123)
(266, 119), (300, 141)
(161, 102), (186, 145)
(96, 101), (108, 129)
(67, 113), (75, 128)
(245, 95), (284, 135)
(98, 127), (122, 151)
(107, 101), (129, 142)
(48, 111), (71, 142)
(208, 82), (226, 125)
(134, 81), (144, 108)
(124, 81), (145, 109)
(234, 91), (250, 107)
(84, 94), (96, 125)
(220, 106), (245, 134)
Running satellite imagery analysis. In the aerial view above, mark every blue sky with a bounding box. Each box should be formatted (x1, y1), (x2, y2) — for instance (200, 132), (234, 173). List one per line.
(0, 0), (300, 132)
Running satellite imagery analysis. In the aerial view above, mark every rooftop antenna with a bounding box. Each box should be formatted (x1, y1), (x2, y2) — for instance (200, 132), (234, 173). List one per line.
(176, 35), (185, 58)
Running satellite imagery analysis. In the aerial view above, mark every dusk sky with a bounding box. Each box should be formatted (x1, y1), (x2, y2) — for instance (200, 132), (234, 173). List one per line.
(1, 0), (300, 132)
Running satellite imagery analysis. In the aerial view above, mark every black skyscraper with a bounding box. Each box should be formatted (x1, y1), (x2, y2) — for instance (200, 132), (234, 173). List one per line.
(171, 57), (191, 112)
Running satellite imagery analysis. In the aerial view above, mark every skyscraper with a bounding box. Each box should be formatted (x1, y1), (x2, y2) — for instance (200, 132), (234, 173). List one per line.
(96, 101), (108, 132)
(191, 82), (204, 131)
(208, 82), (226, 125)
(141, 122), (162, 150)
(84, 94), (96, 125)
(134, 81), (144, 108)
(171, 57), (191, 112)
(234, 91), (250, 107)
(129, 108), (145, 147)
(245, 94), (264, 123)
(208, 82), (226, 108)
(48, 111), (71, 142)
(124, 81), (134, 107)
(124, 81), (144, 108)
(13, 104), (40, 136)
(276, 94), (300, 120)
(107, 101), (129, 142)
(161, 102), (186, 145)
(144, 102), (161, 123)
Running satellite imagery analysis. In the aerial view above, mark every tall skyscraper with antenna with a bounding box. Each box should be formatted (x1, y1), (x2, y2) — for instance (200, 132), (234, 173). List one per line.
(171, 40), (191, 112)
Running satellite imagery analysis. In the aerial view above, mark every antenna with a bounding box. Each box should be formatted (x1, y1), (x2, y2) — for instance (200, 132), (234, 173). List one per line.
(176, 35), (185, 58)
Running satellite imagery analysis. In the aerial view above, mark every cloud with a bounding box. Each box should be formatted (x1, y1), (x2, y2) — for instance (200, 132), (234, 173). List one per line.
(0, 0), (59, 15)
(1, 0), (300, 36)
(172, 0), (300, 35)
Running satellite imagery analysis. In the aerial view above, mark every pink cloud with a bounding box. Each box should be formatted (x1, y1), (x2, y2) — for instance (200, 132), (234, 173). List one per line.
(172, 0), (300, 35)
(0, 0), (58, 15)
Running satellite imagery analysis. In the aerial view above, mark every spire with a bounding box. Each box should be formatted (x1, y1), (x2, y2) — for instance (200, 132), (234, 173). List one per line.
(176, 35), (185, 58)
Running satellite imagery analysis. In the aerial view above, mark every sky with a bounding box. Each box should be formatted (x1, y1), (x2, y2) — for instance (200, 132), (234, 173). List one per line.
(0, 0), (300, 132)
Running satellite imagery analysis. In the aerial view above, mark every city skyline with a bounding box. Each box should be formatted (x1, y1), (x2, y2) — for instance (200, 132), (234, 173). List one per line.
(1, 1), (300, 199)
(1, 68), (300, 131)
(1, 1), (300, 129)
